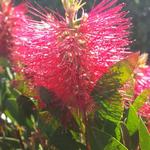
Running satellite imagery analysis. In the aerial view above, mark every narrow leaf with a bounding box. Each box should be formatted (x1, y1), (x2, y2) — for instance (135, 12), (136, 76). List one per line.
(126, 105), (140, 135)
(133, 89), (150, 111)
(139, 118), (150, 150)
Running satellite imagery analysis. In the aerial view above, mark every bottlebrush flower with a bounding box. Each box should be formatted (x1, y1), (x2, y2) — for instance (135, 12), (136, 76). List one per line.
(134, 54), (150, 99)
(134, 54), (150, 130)
(11, 0), (131, 111)
(121, 53), (150, 130)
(134, 61), (150, 96)
(120, 54), (150, 104)
(0, 0), (26, 57)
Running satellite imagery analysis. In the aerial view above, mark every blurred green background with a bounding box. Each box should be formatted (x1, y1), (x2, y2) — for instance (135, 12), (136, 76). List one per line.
(15, 0), (150, 54)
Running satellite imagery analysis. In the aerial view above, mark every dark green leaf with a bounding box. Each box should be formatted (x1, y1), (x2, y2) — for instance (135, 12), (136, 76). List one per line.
(17, 95), (35, 118)
(103, 120), (118, 137)
(51, 128), (85, 150)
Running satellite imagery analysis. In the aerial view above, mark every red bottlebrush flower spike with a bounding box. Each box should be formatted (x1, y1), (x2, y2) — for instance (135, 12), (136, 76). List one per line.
(135, 67), (150, 121)
(134, 55), (150, 129)
(119, 53), (150, 130)
(0, 0), (26, 57)
(11, 0), (131, 111)
(135, 67), (150, 96)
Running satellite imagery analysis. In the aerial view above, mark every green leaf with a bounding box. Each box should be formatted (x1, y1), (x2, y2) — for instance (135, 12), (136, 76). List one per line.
(103, 120), (118, 138)
(17, 95), (35, 118)
(133, 89), (150, 111)
(139, 118), (150, 150)
(115, 123), (122, 141)
(104, 138), (128, 150)
(91, 53), (139, 123)
(126, 88), (150, 135)
(126, 105), (140, 135)
(88, 127), (128, 150)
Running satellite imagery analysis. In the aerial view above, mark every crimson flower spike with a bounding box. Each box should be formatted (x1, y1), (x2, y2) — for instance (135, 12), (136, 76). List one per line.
(12, 0), (131, 111)
(134, 53), (150, 131)
(0, 0), (26, 57)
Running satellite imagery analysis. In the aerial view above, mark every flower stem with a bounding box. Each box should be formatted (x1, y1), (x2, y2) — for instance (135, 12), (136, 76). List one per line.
(61, 0), (86, 28)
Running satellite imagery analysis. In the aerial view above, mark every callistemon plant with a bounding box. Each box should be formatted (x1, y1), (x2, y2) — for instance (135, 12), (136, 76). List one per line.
(1, 0), (150, 149)
(0, 0), (26, 57)
(11, 0), (131, 111)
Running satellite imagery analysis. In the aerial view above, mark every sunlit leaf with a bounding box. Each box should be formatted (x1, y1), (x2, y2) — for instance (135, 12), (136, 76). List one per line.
(91, 53), (139, 123)
(126, 105), (140, 135)
(133, 89), (150, 111)
(127, 88), (150, 135)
